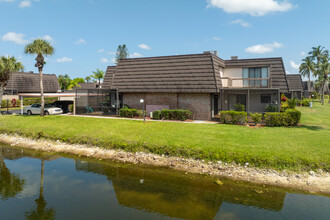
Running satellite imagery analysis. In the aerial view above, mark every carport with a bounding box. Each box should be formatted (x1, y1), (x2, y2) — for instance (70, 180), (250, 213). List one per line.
(18, 93), (76, 115)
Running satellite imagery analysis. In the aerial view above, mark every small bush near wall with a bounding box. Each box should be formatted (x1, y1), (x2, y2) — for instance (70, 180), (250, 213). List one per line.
(137, 110), (146, 118)
(152, 110), (161, 120)
(160, 109), (192, 121)
(265, 109), (301, 127)
(219, 110), (247, 125)
(119, 108), (138, 118)
(250, 113), (262, 125)
(287, 98), (298, 109)
(301, 99), (310, 107)
(23, 97), (58, 105)
(265, 105), (278, 112)
(234, 103), (245, 111)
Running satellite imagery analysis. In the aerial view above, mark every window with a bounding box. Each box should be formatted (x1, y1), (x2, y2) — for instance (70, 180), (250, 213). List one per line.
(261, 94), (271, 103)
(243, 68), (268, 87)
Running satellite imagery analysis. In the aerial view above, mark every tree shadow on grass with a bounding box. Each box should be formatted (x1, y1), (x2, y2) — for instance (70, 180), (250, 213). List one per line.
(296, 125), (323, 131)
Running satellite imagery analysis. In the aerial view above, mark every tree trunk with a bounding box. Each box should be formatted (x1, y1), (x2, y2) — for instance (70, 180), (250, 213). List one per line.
(40, 159), (44, 197)
(99, 79), (101, 88)
(322, 79), (326, 105)
(40, 68), (45, 116)
(0, 83), (3, 114)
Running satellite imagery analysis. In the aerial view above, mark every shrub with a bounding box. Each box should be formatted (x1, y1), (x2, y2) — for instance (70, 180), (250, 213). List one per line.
(219, 111), (231, 124)
(264, 113), (287, 127)
(285, 109), (301, 126)
(69, 105), (73, 113)
(250, 113), (262, 125)
(119, 108), (138, 118)
(264, 109), (301, 127)
(137, 110), (146, 118)
(265, 105), (278, 112)
(1, 99), (21, 108)
(152, 110), (161, 120)
(160, 109), (192, 121)
(287, 98), (298, 109)
(23, 97), (57, 105)
(301, 99), (310, 107)
(219, 110), (247, 125)
(281, 94), (288, 102)
(234, 103), (245, 111)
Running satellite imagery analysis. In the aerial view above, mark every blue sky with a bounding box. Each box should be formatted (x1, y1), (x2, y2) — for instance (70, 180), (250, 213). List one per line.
(0, 0), (329, 79)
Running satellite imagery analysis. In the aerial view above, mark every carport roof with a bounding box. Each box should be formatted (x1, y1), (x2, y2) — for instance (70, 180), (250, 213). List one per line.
(18, 93), (75, 98)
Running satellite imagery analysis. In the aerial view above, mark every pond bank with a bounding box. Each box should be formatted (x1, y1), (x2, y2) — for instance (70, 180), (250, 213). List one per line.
(0, 133), (329, 195)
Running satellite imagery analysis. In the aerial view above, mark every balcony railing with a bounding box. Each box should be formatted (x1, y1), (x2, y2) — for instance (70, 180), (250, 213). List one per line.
(221, 77), (270, 88)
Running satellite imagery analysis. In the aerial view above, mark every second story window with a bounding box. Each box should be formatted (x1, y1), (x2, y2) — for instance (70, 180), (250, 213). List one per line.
(243, 68), (268, 87)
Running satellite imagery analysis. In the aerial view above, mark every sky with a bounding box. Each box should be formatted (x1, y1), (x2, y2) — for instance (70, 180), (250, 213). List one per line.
(0, 0), (329, 80)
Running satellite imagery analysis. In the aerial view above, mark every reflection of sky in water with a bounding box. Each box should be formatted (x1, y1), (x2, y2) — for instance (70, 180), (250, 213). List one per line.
(1, 149), (329, 220)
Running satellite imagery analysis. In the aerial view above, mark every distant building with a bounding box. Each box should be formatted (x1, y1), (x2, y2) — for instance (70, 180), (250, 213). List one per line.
(5, 72), (60, 95)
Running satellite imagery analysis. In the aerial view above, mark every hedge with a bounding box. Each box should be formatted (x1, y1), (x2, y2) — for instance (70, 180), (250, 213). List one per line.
(219, 110), (247, 125)
(119, 108), (138, 118)
(250, 113), (262, 125)
(265, 109), (301, 127)
(1, 99), (21, 108)
(153, 109), (192, 121)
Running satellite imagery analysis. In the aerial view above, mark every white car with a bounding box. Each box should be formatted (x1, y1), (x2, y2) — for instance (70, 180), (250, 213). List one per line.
(24, 104), (63, 115)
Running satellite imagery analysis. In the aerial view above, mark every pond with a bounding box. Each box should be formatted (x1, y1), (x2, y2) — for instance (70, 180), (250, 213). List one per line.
(0, 145), (329, 220)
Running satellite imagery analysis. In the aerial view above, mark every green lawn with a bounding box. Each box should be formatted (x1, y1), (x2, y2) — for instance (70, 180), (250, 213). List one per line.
(0, 102), (329, 171)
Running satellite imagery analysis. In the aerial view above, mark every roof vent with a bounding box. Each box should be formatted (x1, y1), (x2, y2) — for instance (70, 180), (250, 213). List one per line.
(203, 51), (219, 57)
(231, 56), (238, 60)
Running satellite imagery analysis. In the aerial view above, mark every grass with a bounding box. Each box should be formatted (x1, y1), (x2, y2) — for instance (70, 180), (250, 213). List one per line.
(0, 102), (329, 171)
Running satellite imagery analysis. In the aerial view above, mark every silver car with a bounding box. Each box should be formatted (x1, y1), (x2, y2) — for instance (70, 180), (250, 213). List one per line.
(24, 104), (63, 115)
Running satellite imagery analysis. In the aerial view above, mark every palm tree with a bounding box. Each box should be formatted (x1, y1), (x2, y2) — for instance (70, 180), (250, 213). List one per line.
(67, 78), (85, 90)
(85, 76), (91, 83)
(24, 39), (54, 116)
(115, 44), (128, 64)
(318, 56), (329, 105)
(91, 69), (105, 88)
(0, 56), (24, 113)
(58, 74), (71, 91)
(299, 56), (315, 82)
(308, 46), (329, 65)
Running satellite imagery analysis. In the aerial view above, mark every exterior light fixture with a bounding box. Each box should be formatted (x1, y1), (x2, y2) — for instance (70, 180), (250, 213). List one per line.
(140, 99), (145, 122)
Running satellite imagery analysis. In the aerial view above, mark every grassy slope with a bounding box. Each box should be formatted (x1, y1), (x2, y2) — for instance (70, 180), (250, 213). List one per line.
(0, 102), (329, 171)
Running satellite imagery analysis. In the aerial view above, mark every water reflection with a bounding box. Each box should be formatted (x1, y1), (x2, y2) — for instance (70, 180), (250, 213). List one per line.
(0, 146), (329, 220)
(0, 148), (25, 200)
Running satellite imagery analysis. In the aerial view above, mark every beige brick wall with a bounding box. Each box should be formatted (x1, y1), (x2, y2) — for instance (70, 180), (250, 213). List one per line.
(123, 92), (211, 120)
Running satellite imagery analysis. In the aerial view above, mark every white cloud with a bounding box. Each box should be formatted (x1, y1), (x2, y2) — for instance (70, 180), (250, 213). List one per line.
(19, 0), (31, 8)
(207, 0), (294, 16)
(100, 57), (109, 63)
(74, 38), (86, 44)
(245, 41), (282, 54)
(301, 51), (306, 56)
(290, 60), (300, 70)
(130, 52), (142, 58)
(98, 49), (104, 53)
(213, 36), (221, 40)
(107, 51), (116, 55)
(56, 57), (72, 63)
(2, 32), (28, 44)
(138, 44), (151, 50)
(231, 19), (251, 27)
(42, 35), (54, 42)
(111, 58), (116, 63)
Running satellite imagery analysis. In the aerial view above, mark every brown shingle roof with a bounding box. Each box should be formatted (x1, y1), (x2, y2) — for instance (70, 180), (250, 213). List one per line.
(224, 57), (289, 93)
(103, 54), (289, 93)
(103, 66), (116, 89)
(5, 72), (60, 93)
(303, 81), (315, 92)
(74, 82), (100, 90)
(286, 74), (303, 92)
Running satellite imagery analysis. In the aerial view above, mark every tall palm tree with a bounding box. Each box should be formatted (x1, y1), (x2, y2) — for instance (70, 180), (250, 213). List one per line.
(91, 69), (105, 88)
(299, 56), (315, 82)
(24, 39), (54, 116)
(0, 56), (24, 113)
(308, 46), (329, 65)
